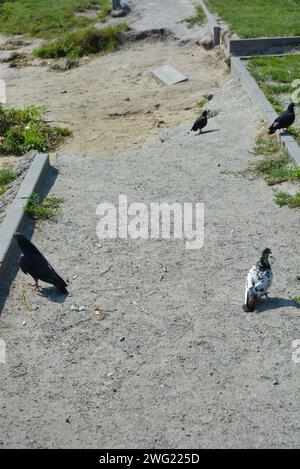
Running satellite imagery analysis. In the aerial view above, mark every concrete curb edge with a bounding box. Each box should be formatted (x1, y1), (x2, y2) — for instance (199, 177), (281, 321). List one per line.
(0, 152), (50, 278)
(231, 57), (300, 166)
(198, 0), (220, 46)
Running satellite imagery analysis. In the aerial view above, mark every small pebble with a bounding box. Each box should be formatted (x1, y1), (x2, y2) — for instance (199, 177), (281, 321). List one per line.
(72, 275), (78, 280)
(79, 306), (86, 312)
(22, 321), (26, 326)
(273, 379), (279, 385)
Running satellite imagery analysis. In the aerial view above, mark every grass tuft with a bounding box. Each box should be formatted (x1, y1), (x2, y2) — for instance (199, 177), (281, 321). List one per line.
(34, 24), (128, 59)
(252, 136), (282, 156)
(98, 0), (111, 22)
(25, 193), (64, 219)
(249, 136), (300, 186)
(196, 97), (208, 113)
(181, 5), (205, 29)
(0, 104), (71, 156)
(274, 192), (300, 208)
(0, 168), (15, 197)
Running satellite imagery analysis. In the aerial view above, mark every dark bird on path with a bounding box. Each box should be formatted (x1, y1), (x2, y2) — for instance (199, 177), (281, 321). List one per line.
(268, 103), (295, 134)
(242, 248), (273, 313)
(14, 233), (68, 294)
(191, 110), (208, 134)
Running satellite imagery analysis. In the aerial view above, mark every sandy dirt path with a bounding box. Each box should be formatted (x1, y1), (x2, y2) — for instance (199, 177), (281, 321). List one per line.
(0, 0), (219, 165)
(2, 42), (226, 159)
(1, 83), (300, 448)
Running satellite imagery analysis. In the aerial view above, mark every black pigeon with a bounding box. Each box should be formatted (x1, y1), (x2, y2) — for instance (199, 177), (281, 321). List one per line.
(14, 233), (68, 294)
(268, 103), (295, 134)
(191, 110), (208, 134)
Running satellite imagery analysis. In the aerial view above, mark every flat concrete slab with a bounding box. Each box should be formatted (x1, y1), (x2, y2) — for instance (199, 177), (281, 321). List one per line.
(152, 65), (188, 85)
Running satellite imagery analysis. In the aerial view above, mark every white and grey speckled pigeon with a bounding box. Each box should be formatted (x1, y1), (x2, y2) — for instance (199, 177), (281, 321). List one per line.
(242, 248), (273, 312)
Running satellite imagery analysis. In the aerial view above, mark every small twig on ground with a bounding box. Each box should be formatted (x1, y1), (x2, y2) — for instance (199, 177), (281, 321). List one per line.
(19, 287), (32, 311)
(132, 298), (150, 315)
(99, 265), (112, 276)
(150, 256), (168, 273)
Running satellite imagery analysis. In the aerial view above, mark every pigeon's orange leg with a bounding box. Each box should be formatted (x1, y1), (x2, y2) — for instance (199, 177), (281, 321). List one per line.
(31, 282), (41, 292)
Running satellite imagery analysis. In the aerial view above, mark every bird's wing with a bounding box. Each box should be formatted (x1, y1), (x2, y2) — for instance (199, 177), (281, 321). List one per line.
(248, 266), (272, 297)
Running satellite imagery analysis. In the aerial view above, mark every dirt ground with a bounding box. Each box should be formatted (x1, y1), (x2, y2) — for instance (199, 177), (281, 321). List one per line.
(1, 40), (227, 160)
(1, 83), (300, 448)
(1, 0), (300, 450)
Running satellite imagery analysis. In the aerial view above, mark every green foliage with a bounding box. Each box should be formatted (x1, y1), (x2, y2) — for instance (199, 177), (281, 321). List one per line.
(25, 193), (64, 219)
(274, 192), (300, 208)
(34, 24), (128, 59)
(248, 56), (300, 138)
(207, 0), (300, 38)
(0, 0), (111, 39)
(98, 0), (111, 22)
(0, 168), (15, 197)
(252, 136), (282, 156)
(0, 104), (71, 156)
(196, 98), (208, 112)
(181, 5), (205, 29)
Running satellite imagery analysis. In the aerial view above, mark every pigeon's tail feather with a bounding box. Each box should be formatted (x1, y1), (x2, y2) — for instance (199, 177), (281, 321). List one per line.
(52, 273), (68, 294)
(242, 291), (255, 312)
(191, 123), (198, 132)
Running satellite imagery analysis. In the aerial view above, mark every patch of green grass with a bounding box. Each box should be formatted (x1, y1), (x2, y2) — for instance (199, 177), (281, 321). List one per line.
(24, 193), (64, 219)
(0, 104), (71, 156)
(248, 56), (300, 86)
(248, 55), (300, 114)
(290, 126), (300, 146)
(196, 97), (208, 112)
(34, 24), (128, 59)
(0, 0), (110, 39)
(294, 296), (300, 304)
(248, 56), (300, 137)
(250, 134), (300, 208)
(251, 153), (292, 186)
(274, 191), (300, 208)
(249, 136), (300, 185)
(207, 0), (300, 38)
(181, 5), (205, 29)
(98, 0), (111, 22)
(0, 168), (15, 197)
(252, 136), (282, 156)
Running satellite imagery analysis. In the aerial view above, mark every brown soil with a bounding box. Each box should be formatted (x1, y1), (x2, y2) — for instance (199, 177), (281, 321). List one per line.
(2, 38), (228, 162)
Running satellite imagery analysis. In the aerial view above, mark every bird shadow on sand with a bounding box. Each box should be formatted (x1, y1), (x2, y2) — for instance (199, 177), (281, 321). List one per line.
(0, 165), (59, 315)
(196, 129), (220, 135)
(38, 287), (69, 303)
(255, 297), (300, 313)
